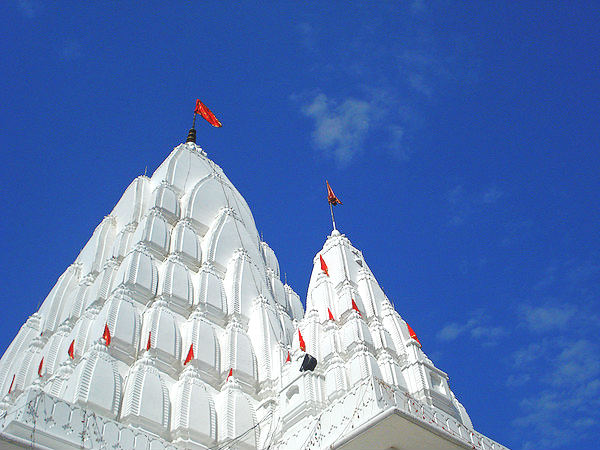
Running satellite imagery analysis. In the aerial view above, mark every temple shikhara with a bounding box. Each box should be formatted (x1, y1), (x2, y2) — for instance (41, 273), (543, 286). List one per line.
(0, 134), (509, 449)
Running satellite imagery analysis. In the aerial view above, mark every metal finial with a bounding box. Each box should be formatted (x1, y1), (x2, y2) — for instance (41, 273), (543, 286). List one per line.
(186, 128), (196, 143)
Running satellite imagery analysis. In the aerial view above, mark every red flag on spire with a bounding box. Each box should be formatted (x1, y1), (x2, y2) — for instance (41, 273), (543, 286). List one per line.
(351, 298), (362, 316)
(195, 99), (222, 127)
(407, 323), (421, 346)
(326, 180), (342, 206)
(7, 374), (15, 394)
(38, 357), (44, 377)
(328, 308), (335, 321)
(146, 332), (152, 351)
(298, 329), (306, 352)
(184, 344), (194, 365)
(286, 351), (291, 363)
(68, 340), (75, 359)
(227, 368), (233, 380)
(320, 254), (329, 277)
(103, 324), (111, 347)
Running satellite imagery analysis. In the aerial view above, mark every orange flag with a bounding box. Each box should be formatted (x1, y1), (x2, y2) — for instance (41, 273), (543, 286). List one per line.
(320, 254), (329, 277)
(351, 298), (362, 317)
(195, 99), (222, 127)
(328, 308), (335, 321)
(227, 368), (233, 380)
(8, 374), (15, 394)
(146, 332), (152, 351)
(38, 357), (44, 377)
(103, 324), (111, 347)
(326, 180), (342, 206)
(184, 344), (194, 365)
(68, 340), (75, 359)
(298, 329), (306, 352)
(407, 323), (421, 346)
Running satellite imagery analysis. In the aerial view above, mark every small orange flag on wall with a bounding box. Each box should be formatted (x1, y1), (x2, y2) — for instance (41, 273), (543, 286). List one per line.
(184, 344), (194, 365)
(320, 254), (329, 277)
(298, 329), (306, 352)
(68, 340), (75, 359)
(103, 324), (111, 347)
(407, 323), (421, 346)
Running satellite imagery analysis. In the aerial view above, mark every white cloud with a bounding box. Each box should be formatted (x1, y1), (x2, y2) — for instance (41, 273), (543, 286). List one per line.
(300, 92), (404, 166)
(509, 299), (600, 449)
(437, 311), (507, 345)
(438, 322), (464, 341)
(294, 11), (479, 167)
(511, 339), (600, 449)
(519, 303), (576, 333)
(445, 184), (505, 226)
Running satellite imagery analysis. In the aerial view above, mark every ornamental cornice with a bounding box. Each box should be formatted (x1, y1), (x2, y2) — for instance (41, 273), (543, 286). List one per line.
(101, 257), (120, 271)
(178, 364), (203, 383)
(335, 279), (357, 296)
(199, 261), (221, 278)
(232, 247), (250, 260)
(123, 222), (138, 232)
(305, 308), (320, 322)
(133, 351), (158, 373)
(101, 214), (117, 226)
(226, 317), (244, 331)
(25, 313), (42, 329)
(165, 252), (185, 266)
(188, 308), (208, 321)
(157, 179), (180, 194)
(175, 217), (194, 229)
(30, 335), (46, 349)
(147, 206), (169, 222)
(56, 322), (72, 334)
(356, 267), (375, 282)
(252, 294), (271, 308)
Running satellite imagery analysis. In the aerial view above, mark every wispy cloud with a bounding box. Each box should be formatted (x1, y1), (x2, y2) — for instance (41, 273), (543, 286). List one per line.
(437, 310), (507, 346)
(296, 22), (317, 51)
(301, 93), (375, 165)
(509, 290), (600, 449)
(445, 184), (504, 226)
(299, 91), (409, 166)
(511, 337), (600, 449)
(518, 303), (576, 333)
(294, 6), (479, 167)
(16, 0), (42, 18)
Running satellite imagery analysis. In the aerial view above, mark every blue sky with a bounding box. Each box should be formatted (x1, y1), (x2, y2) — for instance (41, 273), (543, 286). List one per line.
(1, 2), (599, 448)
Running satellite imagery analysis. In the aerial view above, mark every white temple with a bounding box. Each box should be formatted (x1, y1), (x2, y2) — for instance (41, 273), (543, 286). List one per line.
(0, 138), (509, 449)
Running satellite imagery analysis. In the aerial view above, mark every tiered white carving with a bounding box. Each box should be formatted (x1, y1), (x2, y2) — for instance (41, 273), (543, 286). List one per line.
(0, 141), (507, 450)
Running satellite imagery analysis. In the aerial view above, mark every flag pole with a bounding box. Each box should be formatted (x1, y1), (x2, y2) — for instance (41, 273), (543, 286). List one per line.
(329, 202), (337, 231)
